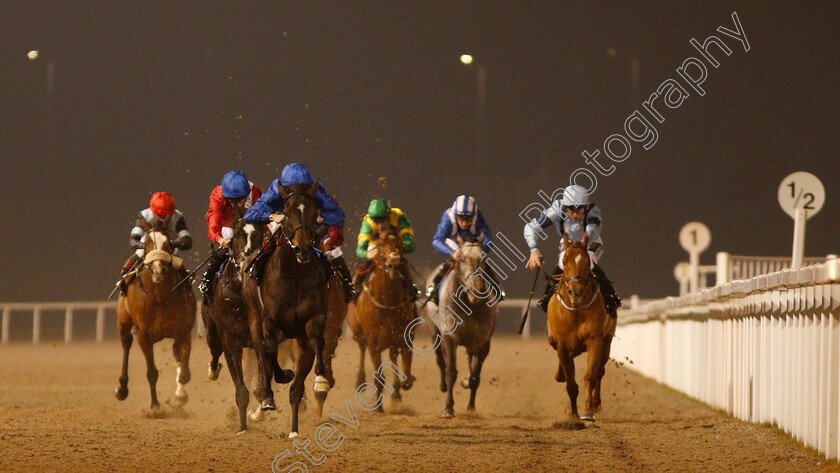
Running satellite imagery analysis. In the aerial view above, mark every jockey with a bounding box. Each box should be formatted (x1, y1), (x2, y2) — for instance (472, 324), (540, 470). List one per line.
(198, 171), (261, 305)
(352, 198), (420, 301)
(523, 185), (621, 316)
(243, 163), (354, 302)
(427, 195), (503, 303)
(118, 192), (192, 295)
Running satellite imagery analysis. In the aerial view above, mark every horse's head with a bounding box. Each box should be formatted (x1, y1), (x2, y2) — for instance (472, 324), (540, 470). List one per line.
(456, 234), (487, 305)
(232, 209), (264, 265)
(142, 219), (173, 284)
(376, 226), (404, 277)
(280, 180), (320, 263)
(558, 232), (593, 306)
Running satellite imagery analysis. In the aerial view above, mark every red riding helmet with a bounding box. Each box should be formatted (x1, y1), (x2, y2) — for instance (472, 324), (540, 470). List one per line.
(150, 192), (176, 216)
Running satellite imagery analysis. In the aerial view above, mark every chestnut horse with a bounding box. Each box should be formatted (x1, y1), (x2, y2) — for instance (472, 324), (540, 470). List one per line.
(347, 226), (417, 411)
(242, 180), (332, 438)
(547, 233), (616, 422)
(115, 218), (196, 411)
(202, 209), (263, 432)
(426, 235), (499, 418)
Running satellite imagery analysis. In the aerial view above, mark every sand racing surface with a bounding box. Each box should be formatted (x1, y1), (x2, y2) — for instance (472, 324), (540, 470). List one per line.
(0, 335), (834, 472)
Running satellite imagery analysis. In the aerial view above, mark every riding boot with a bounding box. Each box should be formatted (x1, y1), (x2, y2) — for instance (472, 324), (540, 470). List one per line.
(426, 262), (450, 299)
(119, 253), (141, 296)
(484, 263), (505, 301)
(248, 237), (277, 286)
(330, 255), (356, 303)
(537, 265), (562, 313)
(199, 248), (229, 306)
(591, 263), (621, 318)
(352, 260), (374, 301)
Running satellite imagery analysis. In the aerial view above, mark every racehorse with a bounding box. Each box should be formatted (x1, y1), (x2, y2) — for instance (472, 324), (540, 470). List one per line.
(242, 180), (332, 438)
(115, 217), (196, 411)
(202, 208), (263, 432)
(547, 233), (616, 423)
(427, 235), (499, 418)
(347, 226), (417, 412)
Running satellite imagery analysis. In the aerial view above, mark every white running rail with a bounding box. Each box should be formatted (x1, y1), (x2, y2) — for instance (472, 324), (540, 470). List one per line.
(0, 301), (204, 345)
(613, 258), (840, 459)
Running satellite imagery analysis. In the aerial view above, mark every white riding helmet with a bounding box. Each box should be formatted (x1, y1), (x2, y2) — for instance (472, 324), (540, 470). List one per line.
(561, 185), (590, 207)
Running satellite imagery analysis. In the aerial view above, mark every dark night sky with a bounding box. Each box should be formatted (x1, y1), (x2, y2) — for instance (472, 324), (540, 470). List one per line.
(1, 1), (838, 302)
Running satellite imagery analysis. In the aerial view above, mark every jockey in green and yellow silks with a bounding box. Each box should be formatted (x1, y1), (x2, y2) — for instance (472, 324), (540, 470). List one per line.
(352, 199), (420, 301)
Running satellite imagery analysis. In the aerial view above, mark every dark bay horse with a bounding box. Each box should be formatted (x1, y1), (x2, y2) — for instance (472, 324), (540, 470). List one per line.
(547, 233), (616, 423)
(115, 218), (196, 411)
(202, 209), (264, 432)
(242, 181), (331, 438)
(347, 227), (416, 411)
(426, 236), (499, 418)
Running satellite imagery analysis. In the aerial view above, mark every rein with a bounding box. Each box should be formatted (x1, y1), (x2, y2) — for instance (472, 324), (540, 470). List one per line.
(361, 282), (411, 310)
(556, 250), (599, 311)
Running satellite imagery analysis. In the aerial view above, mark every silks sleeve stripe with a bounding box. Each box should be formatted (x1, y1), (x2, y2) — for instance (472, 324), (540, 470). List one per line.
(399, 227), (414, 236)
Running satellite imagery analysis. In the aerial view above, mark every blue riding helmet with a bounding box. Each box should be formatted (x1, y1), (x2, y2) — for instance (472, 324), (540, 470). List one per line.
(221, 171), (250, 199)
(279, 163), (315, 187)
(453, 194), (476, 217)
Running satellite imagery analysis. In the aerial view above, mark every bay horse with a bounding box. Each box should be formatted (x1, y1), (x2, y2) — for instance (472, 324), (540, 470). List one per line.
(426, 235), (499, 418)
(115, 217), (196, 411)
(202, 208), (263, 432)
(347, 226), (417, 412)
(242, 180), (332, 438)
(547, 232), (616, 423)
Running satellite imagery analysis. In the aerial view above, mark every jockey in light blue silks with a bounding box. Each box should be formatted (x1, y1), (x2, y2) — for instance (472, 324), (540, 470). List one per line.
(243, 163), (355, 302)
(523, 185), (621, 316)
(427, 195), (504, 303)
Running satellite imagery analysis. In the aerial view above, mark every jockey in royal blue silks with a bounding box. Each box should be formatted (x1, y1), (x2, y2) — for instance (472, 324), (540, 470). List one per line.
(243, 163), (355, 301)
(523, 185), (621, 316)
(426, 195), (504, 303)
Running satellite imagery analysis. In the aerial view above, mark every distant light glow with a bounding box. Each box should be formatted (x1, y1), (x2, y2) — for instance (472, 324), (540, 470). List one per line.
(460, 54), (473, 65)
(27, 50), (39, 60)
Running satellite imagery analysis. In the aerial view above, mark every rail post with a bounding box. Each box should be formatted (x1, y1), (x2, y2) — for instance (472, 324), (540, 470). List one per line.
(64, 306), (73, 343)
(716, 252), (730, 286)
(96, 305), (106, 342)
(32, 306), (41, 345)
(1, 306), (9, 345)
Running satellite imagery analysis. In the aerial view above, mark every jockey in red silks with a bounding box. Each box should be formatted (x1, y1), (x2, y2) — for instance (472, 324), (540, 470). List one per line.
(198, 171), (262, 305)
(243, 162), (355, 302)
(118, 192), (192, 295)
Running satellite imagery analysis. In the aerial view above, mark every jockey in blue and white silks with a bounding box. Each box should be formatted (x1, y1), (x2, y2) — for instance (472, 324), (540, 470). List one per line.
(427, 195), (503, 302)
(523, 185), (620, 316)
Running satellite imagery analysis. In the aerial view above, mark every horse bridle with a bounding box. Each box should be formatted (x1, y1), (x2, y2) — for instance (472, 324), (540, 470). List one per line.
(557, 252), (599, 311)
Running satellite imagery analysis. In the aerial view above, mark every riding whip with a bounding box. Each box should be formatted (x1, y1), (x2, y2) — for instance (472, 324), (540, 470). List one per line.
(107, 259), (145, 300)
(171, 246), (224, 293)
(517, 257), (543, 335)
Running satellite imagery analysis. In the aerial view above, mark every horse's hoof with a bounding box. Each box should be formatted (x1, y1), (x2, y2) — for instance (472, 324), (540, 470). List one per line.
(460, 376), (470, 389)
(207, 363), (223, 381)
(580, 412), (596, 422)
(313, 375), (330, 393)
(275, 369), (295, 384)
(390, 392), (402, 402)
(402, 375), (416, 391)
(248, 407), (265, 422)
(235, 429), (248, 436)
(439, 382), (447, 393)
(555, 370), (565, 383)
(173, 392), (188, 407)
(261, 398), (277, 411)
(115, 386), (128, 401)
(440, 407), (456, 418)
(466, 404), (476, 412)
(289, 431), (299, 439)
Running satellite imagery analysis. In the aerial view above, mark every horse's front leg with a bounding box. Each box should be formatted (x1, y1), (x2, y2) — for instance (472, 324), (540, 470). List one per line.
(440, 335), (457, 418)
(247, 305), (274, 411)
(467, 340), (490, 412)
(581, 338), (605, 422)
(115, 310), (133, 401)
(388, 348), (402, 402)
(173, 334), (191, 406)
(136, 333), (160, 410)
(289, 337), (316, 438)
(368, 347), (386, 413)
(557, 346), (579, 421)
